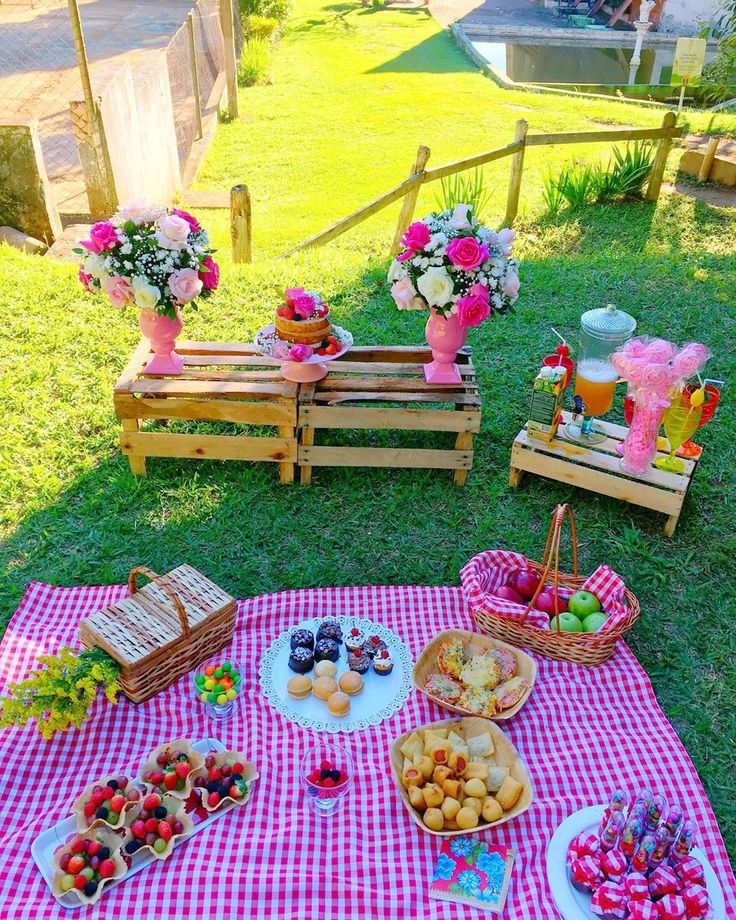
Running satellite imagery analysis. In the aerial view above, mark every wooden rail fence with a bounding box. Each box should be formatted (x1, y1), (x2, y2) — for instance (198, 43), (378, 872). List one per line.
(240, 112), (679, 261)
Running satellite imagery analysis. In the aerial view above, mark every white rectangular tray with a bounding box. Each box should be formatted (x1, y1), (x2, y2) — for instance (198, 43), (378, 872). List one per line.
(31, 737), (248, 910)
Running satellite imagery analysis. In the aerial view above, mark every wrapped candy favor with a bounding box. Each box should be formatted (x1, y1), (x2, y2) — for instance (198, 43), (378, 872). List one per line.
(648, 865), (679, 898)
(675, 856), (706, 888)
(658, 893), (687, 919)
(600, 849), (627, 882)
(682, 883), (711, 920)
(570, 856), (601, 893)
(624, 872), (650, 902)
(627, 901), (659, 920)
(567, 831), (600, 864)
(591, 880), (627, 919)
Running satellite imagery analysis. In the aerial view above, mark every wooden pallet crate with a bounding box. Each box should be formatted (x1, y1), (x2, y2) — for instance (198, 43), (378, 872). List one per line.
(78, 565), (236, 703)
(114, 340), (298, 483)
(509, 411), (699, 536)
(297, 346), (482, 485)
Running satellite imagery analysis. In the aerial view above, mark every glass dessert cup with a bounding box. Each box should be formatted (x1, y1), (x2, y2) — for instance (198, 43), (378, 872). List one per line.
(192, 657), (242, 722)
(679, 383), (720, 460)
(300, 741), (354, 818)
(655, 394), (703, 474)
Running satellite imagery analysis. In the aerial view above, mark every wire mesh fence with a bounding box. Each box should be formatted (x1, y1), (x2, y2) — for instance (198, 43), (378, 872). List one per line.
(0, 0), (82, 192)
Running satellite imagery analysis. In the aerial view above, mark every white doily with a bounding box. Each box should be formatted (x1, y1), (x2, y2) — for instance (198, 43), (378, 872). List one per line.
(259, 616), (414, 734)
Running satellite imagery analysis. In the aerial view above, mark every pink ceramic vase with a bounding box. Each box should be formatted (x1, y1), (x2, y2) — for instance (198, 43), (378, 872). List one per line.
(139, 307), (184, 375)
(423, 308), (468, 384)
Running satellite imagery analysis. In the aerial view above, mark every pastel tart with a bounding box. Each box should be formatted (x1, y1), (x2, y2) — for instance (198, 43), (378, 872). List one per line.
(424, 673), (463, 704)
(72, 775), (140, 833)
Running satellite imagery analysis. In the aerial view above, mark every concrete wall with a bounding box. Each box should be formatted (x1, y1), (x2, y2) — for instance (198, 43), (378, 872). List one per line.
(94, 56), (182, 207)
(660, 0), (719, 33)
(0, 118), (62, 243)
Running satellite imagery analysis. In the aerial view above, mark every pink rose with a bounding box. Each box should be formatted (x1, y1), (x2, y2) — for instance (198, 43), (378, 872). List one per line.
(623, 337), (647, 358)
(156, 214), (191, 249)
(80, 221), (119, 254)
(401, 221), (431, 254)
(169, 267), (203, 303)
(643, 338), (675, 363)
(289, 343), (314, 362)
(285, 287), (305, 302)
(456, 291), (491, 327)
(78, 266), (93, 292)
(293, 294), (317, 319)
(642, 363), (673, 394)
(198, 256), (219, 291)
(468, 282), (489, 300)
(171, 208), (201, 234)
(502, 269), (520, 300)
(446, 236), (489, 272)
(497, 227), (515, 255)
(391, 276), (425, 311)
(102, 274), (134, 309)
(673, 344), (709, 379)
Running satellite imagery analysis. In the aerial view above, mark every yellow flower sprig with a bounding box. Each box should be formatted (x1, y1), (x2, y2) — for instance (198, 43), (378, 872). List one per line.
(0, 646), (121, 739)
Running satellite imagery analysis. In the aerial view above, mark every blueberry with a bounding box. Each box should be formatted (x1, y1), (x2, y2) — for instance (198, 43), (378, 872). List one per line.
(330, 770), (340, 782)
(84, 881), (98, 897)
(106, 779), (118, 790)
(206, 780), (219, 793)
(97, 847), (110, 861)
(154, 806), (167, 819)
(125, 840), (141, 855)
(231, 773), (242, 783)
(219, 783), (231, 798)
(95, 807), (109, 819)
(320, 769), (331, 780)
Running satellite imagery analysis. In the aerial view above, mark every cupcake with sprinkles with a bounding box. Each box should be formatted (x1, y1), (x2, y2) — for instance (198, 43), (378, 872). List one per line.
(344, 626), (366, 655)
(348, 650), (370, 674)
(372, 648), (394, 676)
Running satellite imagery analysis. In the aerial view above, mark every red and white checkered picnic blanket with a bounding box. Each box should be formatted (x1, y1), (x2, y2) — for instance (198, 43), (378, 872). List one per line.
(0, 582), (734, 919)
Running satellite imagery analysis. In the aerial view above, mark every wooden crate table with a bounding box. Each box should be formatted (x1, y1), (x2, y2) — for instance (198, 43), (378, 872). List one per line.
(114, 340), (298, 482)
(509, 411), (699, 535)
(297, 346), (482, 485)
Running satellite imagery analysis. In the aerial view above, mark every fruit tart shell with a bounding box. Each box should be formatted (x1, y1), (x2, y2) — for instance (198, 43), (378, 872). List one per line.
(51, 826), (127, 906)
(196, 749), (259, 813)
(139, 738), (206, 800)
(126, 794), (194, 861)
(71, 775), (139, 834)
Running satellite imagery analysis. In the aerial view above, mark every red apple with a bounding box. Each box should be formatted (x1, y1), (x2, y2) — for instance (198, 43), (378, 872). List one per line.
(514, 570), (542, 601)
(536, 587), (568, 615)
(495, 585), (524, 605)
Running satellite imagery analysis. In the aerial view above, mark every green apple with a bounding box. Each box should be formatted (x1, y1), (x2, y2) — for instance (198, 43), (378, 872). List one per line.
(568, 590), (602, 620)
(551, 612), (583, 632)
(582, 612), (608, 632)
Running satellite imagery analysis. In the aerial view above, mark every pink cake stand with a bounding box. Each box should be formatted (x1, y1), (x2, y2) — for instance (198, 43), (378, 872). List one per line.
(254, 324), (353, 382)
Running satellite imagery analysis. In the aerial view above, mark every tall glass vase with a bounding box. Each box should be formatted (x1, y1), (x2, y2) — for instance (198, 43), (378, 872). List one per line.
(620, 388), (670, 476)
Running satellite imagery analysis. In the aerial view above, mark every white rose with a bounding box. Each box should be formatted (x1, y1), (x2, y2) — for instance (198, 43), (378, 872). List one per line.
(155, 213), (190, 250)
(449, 203), (472, 231)
(132, 277), (161, 310)
(387, 259), (407, 283)
(83, 253), (107, 279)
(416, 266), (454, 307)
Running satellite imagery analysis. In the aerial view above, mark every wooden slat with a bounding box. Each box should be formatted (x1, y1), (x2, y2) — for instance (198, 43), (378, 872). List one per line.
(423, 141), (522, 183)
(510, 442), (681, 516)
(175, 341), (263, 356)
(183, 355), (281, 367)
(114, 340), (152, 392)
(300, 405), (481, 433)
(514, 428), (689, 493)
(121, 431), (296, 463)
(114, 394), (296, 425)
(526, 127), (681, 148)
(312, 390), (482, 406)
(323, 361), (475, 377)
(299, 445), (473, 470)
(172, 369), (285, 381)
(316, 377), (478, 393)
(131, 379), (287, 400)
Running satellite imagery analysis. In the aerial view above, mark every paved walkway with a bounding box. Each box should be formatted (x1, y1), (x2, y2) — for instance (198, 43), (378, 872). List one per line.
(428, 0), (600, 30)
(0, 0), (192, 214)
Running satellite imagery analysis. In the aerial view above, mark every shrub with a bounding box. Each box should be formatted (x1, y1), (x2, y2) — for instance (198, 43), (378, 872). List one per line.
(245, 14), (279, 40)
(436, 167), (490, 221)
(595, 141), (655, 202)
(238, 38), (271, 86)
(239, 0), (290, 25)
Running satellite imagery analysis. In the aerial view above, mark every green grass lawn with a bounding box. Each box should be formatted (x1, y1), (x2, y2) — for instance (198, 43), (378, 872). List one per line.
(1, 0), (735, 855)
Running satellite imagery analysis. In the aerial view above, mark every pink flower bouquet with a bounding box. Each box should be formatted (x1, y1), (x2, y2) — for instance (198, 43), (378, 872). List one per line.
(387, 204), (520, 325)
(75, 201), (218, 320)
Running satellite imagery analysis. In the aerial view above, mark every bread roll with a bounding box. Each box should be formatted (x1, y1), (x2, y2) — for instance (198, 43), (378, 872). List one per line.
(456, 806), (479, 830)
(423, 808), (444, 831)
(482, 796), (503, 823)
(496, 775), (523, 811)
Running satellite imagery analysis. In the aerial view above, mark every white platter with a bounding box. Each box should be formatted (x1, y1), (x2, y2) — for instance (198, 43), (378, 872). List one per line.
(546, 805), (727, 920)
(259, 616), (414, 733)
(32, 738), (255, 910)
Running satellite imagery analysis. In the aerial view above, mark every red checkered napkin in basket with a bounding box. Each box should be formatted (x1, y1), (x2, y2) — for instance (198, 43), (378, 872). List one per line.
(460, 551), (629, 633)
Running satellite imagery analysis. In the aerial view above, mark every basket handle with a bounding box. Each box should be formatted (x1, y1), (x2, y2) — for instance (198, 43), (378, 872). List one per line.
(128, 566), (190, 637)
(519, 504), (579, 631)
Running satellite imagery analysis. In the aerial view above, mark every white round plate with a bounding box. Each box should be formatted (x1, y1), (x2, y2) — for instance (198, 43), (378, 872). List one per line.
(259, 616), (413, 734)
(546, 805), (727, 920)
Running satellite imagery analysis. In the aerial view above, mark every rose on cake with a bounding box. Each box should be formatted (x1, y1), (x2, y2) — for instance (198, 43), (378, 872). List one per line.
(275, 288), (333, 347)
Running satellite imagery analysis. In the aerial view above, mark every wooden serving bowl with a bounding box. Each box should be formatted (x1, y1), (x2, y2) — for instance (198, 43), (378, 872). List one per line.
(390, 716), (534, 837)
(412, 629), (537, 720)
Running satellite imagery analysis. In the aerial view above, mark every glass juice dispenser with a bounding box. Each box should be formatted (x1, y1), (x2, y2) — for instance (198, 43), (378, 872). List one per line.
(564, 304), (637, 445)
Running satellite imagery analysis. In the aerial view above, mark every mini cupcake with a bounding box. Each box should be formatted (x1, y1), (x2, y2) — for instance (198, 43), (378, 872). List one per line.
(290, 629), (314, 651)
(344, 626), (366, 655)
(348, 651), (370, 674)
(372, 648), (394, 676)
(288, 646), (314, 674)
(314, 638), (340, 663)
(364, 635), (387, 658)
(316, 619), (343, 645)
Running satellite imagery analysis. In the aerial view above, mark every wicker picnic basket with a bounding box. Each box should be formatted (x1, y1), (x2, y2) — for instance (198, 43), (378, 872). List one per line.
(465, 505), (640, 666)
(78, 564), (236, 702)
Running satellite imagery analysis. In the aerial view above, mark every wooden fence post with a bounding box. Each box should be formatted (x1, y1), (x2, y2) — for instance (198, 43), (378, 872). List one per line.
(504, 119), (527, 227)
(188, 12), (204, 140)
(390, 145), (430, 257)
(231, 184), (252, 263)
(646, 111), (677, 202)
(220, 0), (240, 119)
(697, 137), (720, 182)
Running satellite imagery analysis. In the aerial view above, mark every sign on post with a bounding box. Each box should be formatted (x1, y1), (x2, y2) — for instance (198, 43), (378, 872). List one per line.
(670, 37), (707, 110)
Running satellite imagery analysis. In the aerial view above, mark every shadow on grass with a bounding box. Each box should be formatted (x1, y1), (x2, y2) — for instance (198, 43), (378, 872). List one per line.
(368, 31), (476, 73)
